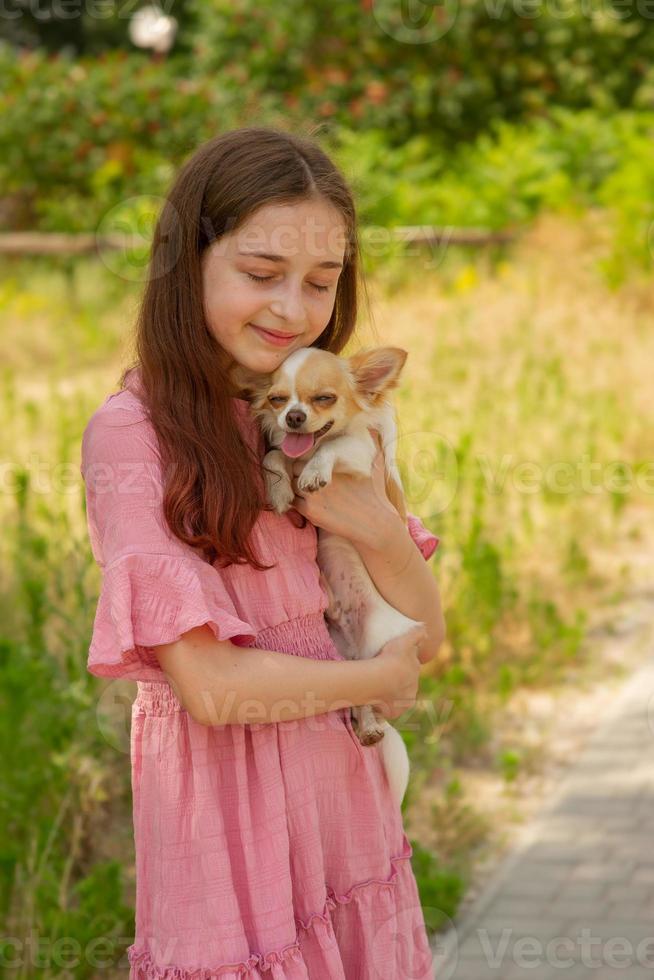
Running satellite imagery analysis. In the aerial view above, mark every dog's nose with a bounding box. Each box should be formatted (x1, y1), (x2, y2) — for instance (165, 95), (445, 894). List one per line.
(286, 409), (306, 428)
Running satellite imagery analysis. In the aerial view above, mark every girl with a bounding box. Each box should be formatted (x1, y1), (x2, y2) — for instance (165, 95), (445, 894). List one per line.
(81, 126), (445, 979)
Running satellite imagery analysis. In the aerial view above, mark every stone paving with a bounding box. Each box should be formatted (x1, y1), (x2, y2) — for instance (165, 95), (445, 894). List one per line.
(432, 651), (654, 980)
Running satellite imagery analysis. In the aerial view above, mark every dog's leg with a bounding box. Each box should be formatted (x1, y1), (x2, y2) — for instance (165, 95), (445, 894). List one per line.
(263, 449), (295, 513)
(318, 532), (419, 765)
(297, 433), (376, 493)
(352, 704), (386, 745)
(319, 569), (342, 623)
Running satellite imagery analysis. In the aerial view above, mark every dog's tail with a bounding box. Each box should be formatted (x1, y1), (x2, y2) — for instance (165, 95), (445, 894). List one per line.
(378, 721), (410, 808)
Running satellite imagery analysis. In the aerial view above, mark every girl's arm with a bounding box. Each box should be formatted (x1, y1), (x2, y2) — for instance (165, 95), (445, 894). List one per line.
(154, 624), (386, 726)
(352, 516), (446, 664)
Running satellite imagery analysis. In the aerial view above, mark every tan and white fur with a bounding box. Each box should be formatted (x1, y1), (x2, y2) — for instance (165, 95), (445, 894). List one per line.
(230, 346), (424, 807)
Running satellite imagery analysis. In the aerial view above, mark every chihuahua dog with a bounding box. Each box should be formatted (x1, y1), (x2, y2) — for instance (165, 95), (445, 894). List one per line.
(230, 346), (425, 806)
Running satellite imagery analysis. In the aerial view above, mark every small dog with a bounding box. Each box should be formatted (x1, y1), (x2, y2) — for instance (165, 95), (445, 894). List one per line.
(230, 346), (424, 806)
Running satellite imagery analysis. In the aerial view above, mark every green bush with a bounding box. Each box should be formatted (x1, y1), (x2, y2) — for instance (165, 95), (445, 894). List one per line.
(333, 108), (654, 230)
(189, 0), (654, 145)
(2, 40), (653, 283)
(597, 129), (654, 285)
(0, 46), (238, 232)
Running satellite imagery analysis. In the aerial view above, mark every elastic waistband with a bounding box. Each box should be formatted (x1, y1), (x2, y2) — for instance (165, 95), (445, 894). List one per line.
(133, 681), (184, 715)
(132, 680), (352, 730)
(254, 612), (343, 661)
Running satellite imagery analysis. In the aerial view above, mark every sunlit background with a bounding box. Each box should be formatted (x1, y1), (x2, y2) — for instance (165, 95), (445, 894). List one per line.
(2, 2), (654, 974)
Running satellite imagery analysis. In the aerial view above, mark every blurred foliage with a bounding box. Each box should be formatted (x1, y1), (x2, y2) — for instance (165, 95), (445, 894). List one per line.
(0, 0), (198, 57)
(0, 47), (240, 231)
(0, 443), (134, 973)
(188, 0), (654, 143)
(1, 40), (653, 287)
(1, 0), (653, 244)
(597, 128), (654, 285)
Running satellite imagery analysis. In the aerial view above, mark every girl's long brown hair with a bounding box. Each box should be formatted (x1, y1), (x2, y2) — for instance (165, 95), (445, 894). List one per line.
(119, 125), (366, 570)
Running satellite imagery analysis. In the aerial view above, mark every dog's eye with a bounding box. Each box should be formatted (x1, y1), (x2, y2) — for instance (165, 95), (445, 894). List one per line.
(269, 395), (287, 406)
(314, 395), (336, 404)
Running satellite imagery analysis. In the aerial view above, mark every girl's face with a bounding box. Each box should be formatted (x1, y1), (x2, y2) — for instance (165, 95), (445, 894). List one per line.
(201, 198), (347, 376)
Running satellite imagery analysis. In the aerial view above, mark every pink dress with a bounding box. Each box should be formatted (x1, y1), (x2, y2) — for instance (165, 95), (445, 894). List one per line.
(80, 370), (440, 980)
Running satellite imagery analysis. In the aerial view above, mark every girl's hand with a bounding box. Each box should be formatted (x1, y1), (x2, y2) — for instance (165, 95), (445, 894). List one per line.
(370, 624), (429, 720)
(290, 428), (400, 547)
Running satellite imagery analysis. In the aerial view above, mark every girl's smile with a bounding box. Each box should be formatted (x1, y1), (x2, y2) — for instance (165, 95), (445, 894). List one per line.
(248, 323), (298, 346)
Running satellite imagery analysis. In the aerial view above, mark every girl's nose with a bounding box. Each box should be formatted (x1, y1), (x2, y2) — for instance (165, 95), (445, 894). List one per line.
(270, 282), (306, 324)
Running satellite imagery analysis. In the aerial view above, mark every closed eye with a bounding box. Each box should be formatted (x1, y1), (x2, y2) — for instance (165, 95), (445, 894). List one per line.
(246, 273), (331, 294)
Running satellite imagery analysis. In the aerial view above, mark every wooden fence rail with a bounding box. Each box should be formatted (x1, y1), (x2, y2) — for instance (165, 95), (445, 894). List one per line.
(0, 226), (516, 257)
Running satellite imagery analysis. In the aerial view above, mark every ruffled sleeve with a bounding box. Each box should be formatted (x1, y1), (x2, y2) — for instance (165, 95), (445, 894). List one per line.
(406, 512), (440, 561)
(80, 394), (256, 681)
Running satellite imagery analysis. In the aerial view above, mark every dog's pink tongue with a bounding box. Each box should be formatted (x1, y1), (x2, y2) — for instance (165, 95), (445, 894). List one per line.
(281, 433), (314, 458)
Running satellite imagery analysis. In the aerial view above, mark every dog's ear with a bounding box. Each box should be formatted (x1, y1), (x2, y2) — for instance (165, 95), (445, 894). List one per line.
(227, 364), (271, 403)
(348, 347), (408, 403)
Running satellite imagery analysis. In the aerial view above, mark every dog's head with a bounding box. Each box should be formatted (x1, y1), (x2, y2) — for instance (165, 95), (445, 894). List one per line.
(229, 346), (408, 459)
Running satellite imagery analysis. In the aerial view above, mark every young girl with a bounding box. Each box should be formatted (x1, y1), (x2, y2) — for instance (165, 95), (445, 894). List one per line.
(81, 126), (445, 979)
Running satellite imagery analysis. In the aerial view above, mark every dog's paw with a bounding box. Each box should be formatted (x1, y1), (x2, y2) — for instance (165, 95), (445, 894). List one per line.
(353, 704), (386, 746)
(297, 457), (332, 493)
(357, 722), (386, 746)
